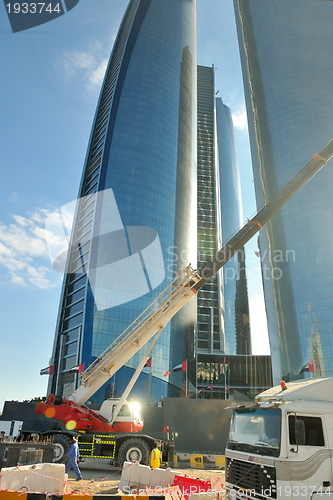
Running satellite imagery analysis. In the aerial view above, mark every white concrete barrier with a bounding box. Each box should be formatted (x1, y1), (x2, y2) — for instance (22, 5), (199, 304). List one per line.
(119, 461), (176, 492)
(0, 462), (66, 493)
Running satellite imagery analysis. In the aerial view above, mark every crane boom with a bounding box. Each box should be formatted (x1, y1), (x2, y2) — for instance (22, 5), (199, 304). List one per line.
(69, 139), (333, 407)
(70, 266), (201, 405)
(193, 141), (333, 289)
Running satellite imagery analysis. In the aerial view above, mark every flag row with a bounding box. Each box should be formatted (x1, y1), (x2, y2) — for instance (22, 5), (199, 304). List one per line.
(40, 363), (84, 375)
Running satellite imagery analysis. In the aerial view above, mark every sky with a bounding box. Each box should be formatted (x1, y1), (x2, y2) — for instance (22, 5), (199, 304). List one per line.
(0, 0), (269, 412)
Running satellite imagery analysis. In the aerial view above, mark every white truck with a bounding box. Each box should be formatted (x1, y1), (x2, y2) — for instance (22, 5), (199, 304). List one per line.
(225, 377), (333, 500)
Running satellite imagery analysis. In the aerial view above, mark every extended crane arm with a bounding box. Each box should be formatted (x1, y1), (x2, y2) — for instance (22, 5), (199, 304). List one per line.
(70, 266), (201, 406)
(193, 141), (333, 290)
(70, 139), (333, 407)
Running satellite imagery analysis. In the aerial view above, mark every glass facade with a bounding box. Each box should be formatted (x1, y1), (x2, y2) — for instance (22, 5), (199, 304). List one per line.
(48, 0), (197, 404)
(216, 98), (251, 356)
(196, 65), (251, 359)
(197, 354), (272, 400)
(196, 65), (253, 397)
(234, 0), (333, 383)
(197, 65), (223, 355)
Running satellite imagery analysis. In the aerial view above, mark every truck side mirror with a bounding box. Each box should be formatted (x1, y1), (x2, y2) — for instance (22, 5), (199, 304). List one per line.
(295, 419), (305, 446)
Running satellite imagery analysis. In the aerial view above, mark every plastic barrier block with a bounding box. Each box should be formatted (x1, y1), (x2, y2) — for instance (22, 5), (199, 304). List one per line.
(119, 461), (150, 491)
(209, 476), (223, 492)
(215, 456), (225, 469)
(0, 463), (66, 493)
(149, 467), (176, 488)
(172, 475), (210, 499)
(119, 462), (176, 491)
(189, 455), (204, 469)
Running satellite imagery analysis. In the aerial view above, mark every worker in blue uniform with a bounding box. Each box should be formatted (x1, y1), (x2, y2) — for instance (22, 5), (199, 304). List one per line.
(65, 437), (83, 480)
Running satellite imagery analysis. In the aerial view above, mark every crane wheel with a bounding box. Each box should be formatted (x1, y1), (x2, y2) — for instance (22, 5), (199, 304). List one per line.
(118, 438), (151, 466)
(53, 434), (73, 462)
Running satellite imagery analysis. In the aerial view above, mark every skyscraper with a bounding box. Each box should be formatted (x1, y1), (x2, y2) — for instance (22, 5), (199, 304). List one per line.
(196, 65), (251, 396)
(234, 0), (333, 383)
(216, 97), (251, 356)
(196, 65), (223, 356)
(48, 0), (197, 404)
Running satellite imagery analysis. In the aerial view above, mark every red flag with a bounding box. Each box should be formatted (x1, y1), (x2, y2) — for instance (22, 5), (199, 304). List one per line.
(70, 363), (85, 373)
(300, 360), (315, 373)
(173, 360), (187, 372)
(209, 384), (213, 390)
(40, 365), (54, 375)
(163, 370), (171, 377)
(144, 357), (152, 368)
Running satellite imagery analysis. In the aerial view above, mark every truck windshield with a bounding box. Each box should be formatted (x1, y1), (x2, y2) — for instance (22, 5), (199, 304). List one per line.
(228, 407), (281, 457)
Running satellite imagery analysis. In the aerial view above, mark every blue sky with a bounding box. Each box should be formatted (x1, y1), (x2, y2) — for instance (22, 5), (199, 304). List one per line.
(0, 0), (269, 411)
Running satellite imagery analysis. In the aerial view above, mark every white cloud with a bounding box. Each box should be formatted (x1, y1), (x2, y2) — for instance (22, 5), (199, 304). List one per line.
(11, 275), (26, 286)
(0, 242), (12, 257)
(58, 38), (108, 91)
(13, 215), (30, 227)
(31, 208), (52, 224)
(232, 109), (248, 130)
(89, 59), (109, 88)
(27, 265), (53, 289)
(0, 208), (60, 289)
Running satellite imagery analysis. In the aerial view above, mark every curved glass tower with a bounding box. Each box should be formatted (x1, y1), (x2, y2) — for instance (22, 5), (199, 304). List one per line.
(48, 0), (197, 404)
(216, 98), (251, 356)
(234, 0), (333, 383)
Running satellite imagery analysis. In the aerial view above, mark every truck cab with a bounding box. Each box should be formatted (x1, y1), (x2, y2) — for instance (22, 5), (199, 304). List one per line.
(98, 399), (144, 432)
(225, 378), (333, 500)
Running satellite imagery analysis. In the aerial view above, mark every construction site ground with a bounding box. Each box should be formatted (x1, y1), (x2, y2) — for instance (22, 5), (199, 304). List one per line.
(66, 458), (226, 496)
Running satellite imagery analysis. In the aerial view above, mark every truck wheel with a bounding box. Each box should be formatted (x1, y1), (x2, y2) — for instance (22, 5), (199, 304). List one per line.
(53, 434), (72, 462)
(118, 438), (151, 466)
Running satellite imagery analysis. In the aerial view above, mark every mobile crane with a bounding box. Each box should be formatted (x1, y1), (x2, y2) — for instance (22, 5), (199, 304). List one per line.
(34, 139), (333, 466)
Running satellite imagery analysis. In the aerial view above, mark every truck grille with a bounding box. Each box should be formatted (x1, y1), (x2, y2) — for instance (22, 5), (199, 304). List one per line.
(226, 457), (277, 499)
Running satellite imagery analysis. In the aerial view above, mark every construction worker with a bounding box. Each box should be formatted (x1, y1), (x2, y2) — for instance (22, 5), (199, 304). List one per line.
(149, 442), (161, 469)
(65, 437), (83, 481)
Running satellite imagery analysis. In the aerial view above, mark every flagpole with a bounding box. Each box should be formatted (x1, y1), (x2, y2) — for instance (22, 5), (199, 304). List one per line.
(148, 370), (152, 404)
(185, 359), (188, 398)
